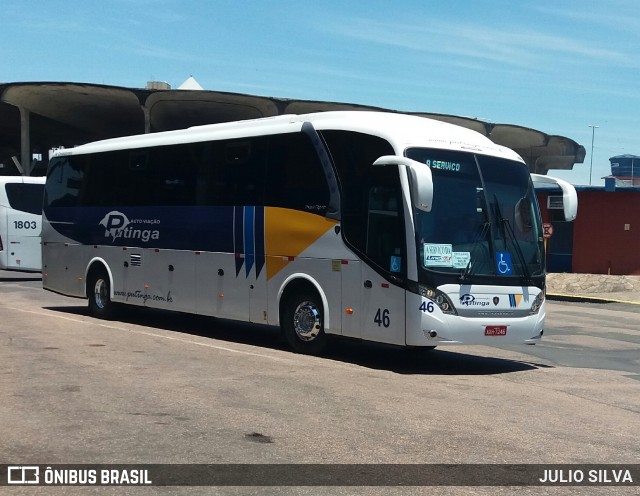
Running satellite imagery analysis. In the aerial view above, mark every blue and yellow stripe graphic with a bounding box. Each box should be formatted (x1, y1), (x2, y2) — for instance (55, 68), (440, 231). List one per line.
(508, 294), (523, 308)
(233, 206), (337, 281)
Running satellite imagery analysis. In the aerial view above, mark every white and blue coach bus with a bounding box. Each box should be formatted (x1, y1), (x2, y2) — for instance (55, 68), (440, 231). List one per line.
(42, 111), (577, 354)
(0, 176), (45, 272)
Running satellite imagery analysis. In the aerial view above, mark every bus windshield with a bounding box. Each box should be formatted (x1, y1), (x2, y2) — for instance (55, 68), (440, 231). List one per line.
(406, 148), (544, 280)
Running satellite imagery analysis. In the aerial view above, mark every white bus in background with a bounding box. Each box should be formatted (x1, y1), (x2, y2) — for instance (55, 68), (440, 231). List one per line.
(42, 111), (577, 354)
(0, 176), (45, 272)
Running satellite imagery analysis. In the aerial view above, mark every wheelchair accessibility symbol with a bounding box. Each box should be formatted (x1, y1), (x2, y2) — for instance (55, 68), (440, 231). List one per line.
(390, 256), (402, 273)
(495, 252), (513, 275)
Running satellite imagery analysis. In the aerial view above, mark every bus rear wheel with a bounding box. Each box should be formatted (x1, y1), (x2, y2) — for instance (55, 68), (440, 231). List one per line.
(87, 269), (114, 320)
(282, 291), (329, 355)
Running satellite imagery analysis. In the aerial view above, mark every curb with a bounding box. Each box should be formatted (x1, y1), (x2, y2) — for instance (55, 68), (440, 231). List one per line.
(546, 293), (640, 305)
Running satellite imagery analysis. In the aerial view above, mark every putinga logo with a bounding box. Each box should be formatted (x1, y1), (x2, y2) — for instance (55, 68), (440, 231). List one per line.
(99, 211), (160, 243)
(459, 294), (490, 307)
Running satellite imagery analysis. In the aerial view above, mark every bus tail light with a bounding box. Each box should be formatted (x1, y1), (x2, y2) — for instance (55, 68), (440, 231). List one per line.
(419, 285), (457, 315)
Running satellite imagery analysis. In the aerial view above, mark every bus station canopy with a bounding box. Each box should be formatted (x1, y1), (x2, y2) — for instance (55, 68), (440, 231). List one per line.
(0, 81), (585, 176)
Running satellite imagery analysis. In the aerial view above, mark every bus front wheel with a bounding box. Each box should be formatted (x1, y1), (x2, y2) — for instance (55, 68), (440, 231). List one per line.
(282, 291), (329, 355)
(87, 269), (114, 320)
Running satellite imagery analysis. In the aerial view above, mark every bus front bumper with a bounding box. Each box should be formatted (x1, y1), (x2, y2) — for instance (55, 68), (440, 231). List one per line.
(406, 291), (546, 346)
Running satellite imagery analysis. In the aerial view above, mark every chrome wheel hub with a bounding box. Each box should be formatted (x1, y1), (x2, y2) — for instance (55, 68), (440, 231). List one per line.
(293, 301), (321, 341)
(94, 279), (108, 309)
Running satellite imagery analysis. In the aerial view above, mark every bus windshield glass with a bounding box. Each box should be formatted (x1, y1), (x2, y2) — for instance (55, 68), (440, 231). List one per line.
(406, 148), (544, 279)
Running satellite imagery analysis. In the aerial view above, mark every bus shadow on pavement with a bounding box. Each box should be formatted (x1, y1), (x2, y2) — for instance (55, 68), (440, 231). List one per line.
(0, 276), (42, 283)
(326, 341), (546, 375)
(45, 305), (545, 376)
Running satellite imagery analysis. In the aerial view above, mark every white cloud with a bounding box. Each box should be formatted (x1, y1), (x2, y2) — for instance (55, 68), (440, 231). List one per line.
(324, 17), (633, 69)
(532, 4), (640, 32)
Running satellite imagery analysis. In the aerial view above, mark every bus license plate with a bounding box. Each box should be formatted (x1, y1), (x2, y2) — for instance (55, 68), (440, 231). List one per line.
(485, 325), (507, 336)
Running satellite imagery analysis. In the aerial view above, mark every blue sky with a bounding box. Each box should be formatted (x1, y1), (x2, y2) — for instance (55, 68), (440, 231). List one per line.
(3, 0), (638, 185)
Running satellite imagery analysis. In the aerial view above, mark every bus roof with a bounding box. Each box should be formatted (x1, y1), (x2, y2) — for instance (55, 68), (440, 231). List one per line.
(52, 111), (523, 162)
(303, 111), (521, 161)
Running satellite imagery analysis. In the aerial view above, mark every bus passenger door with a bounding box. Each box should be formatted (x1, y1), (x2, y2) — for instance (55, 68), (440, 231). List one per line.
(360, 265), (406, 345)
(358, 172), (407, 345)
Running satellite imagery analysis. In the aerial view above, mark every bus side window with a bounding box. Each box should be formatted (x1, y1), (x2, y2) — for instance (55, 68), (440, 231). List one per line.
(320, 130), (395, 259)
(152, 143), (199, 206)
(265, 133), (329, 213)
(126, 150), (155, 205)
(198, 141), (225, 205)
(84, 151), (133, 206)
(220, 139), (266, 206)
(45, 156), (85, 207)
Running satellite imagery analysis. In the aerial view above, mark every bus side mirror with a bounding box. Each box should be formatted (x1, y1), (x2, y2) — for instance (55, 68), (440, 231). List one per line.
(531, 173), (578, 222)
(373, 156), (433, 212)
(407, 162), (433, 212)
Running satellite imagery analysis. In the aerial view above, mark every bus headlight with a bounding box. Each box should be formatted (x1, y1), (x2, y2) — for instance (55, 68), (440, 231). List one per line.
(530, 291), (544, 314)
(418, 285), (458, 315)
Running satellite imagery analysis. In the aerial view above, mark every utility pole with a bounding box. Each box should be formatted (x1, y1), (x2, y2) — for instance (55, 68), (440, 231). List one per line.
(588, 125), (599, 185)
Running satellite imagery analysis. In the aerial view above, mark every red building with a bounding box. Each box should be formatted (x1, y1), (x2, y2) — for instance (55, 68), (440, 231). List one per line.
(537, 185), (640, 275)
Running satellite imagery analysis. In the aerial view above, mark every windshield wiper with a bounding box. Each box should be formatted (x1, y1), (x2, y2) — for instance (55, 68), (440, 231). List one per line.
(459, 221), (490, 282)
(493, 195), (531, 283)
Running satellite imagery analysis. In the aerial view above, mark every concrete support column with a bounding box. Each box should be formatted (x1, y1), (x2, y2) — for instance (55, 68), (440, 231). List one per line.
(143, 105), (151, 133)
(19, 106), (31, 175)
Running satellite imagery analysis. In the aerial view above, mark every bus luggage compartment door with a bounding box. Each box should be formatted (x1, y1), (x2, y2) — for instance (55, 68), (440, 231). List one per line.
(196, 252), (249, 321)
(146, 249), (196, 313)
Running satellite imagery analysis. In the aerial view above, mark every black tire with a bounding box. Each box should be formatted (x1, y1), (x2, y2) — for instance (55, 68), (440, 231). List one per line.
(87, 269), (114, 319)
(282, 290), (329, 355)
